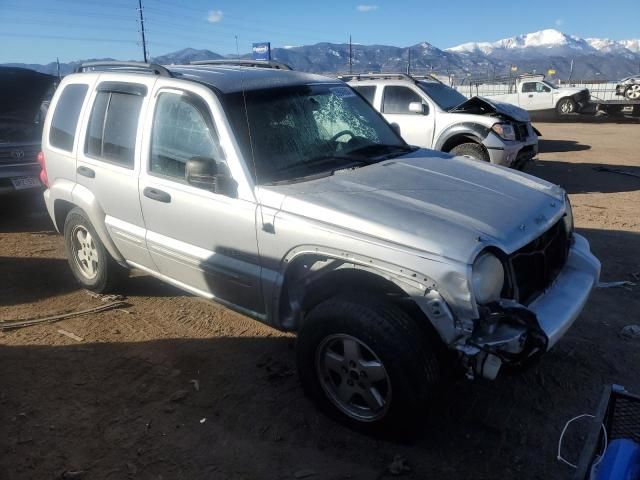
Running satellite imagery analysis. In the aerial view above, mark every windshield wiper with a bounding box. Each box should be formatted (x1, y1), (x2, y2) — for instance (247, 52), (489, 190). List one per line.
(275, 154), (370, 173)
(346, 143), (418, 159)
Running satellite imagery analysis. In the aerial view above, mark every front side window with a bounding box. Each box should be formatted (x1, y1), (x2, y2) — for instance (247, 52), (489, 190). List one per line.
(150, 92), (224, 180)
(224, 84), (410, 185)
(85, 90), (143, 168)
(382, 86), (423, 114)
(50, 84), (88, 151)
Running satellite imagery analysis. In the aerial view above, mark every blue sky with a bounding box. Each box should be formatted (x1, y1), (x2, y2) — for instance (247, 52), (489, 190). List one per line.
(1, 0), (638, 64)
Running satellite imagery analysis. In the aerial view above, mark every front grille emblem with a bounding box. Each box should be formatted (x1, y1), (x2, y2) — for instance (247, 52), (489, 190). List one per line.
(534, 214), (547, 225)
(10, 149), (25, 160)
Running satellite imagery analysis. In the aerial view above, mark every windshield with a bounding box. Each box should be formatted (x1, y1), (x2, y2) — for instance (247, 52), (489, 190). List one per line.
(417, 81), (468, 111)
(224, 84), (410, 184)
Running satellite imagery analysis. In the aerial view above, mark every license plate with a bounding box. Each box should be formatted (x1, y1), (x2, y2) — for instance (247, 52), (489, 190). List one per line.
(11, 176), (41, 190)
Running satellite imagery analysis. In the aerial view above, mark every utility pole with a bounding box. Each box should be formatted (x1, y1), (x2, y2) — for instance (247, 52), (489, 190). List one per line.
(56, 57), (60, 79)
(349, 35), (353, 74)
(406, 48), (411, 75)
(137, 0), (148, 62)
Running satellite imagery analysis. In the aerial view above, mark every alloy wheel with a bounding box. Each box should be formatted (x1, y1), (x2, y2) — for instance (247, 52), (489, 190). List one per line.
(316, 334), (392, 422)
(71, 225), (99, 280)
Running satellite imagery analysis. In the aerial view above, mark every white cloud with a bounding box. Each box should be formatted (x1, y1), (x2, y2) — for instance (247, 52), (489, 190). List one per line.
(207, 10), (223, 23)
(555, 18), (564, 27)
(356, 4), (378, 12)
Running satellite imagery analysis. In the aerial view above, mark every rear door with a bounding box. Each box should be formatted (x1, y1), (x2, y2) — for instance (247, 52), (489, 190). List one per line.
(138, 82), (262, 314)
(75, 76), (156, 269)
(380, 85), (435, 147)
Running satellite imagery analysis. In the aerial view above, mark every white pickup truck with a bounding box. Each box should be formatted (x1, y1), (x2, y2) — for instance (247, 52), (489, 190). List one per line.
(473, 75), (590, 116)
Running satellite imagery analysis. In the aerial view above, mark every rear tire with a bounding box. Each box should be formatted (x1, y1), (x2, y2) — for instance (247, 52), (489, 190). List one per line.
(63, 207), (127, 293)
(556, 97), (577, 115)
(449, 142), (489, 162)
(296, 295), (440, 435)
(625, 84), (640, 100)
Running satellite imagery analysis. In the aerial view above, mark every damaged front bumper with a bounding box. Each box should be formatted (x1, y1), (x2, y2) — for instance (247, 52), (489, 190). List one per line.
(460, 233), (600, 379)
(484, 130), (539, 169)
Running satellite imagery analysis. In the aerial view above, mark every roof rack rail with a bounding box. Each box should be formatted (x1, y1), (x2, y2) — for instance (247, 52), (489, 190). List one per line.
(337, 72), (443, 85)
(189, 59), (293, 70)
(75, 61), (172, 77)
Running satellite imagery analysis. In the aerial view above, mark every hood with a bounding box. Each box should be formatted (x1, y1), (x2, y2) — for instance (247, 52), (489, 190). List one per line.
(0, 67), (56, 124)
(261, 151), (565, 263)
(557, 86), (588, 96)
(449, 96), (530, 122)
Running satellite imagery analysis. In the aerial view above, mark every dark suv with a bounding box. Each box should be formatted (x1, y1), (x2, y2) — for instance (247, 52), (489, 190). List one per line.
(0, 67), (55, 195)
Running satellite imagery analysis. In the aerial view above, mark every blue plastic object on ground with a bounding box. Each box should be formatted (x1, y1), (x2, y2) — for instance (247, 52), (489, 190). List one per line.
(596, 438), (640, 480)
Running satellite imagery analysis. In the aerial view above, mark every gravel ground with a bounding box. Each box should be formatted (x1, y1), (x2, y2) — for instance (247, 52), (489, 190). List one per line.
(1, 121), (639, 480)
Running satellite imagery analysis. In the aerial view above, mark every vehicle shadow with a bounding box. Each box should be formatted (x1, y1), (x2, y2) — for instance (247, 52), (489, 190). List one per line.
(0, 194), (55, 234)
(524, 160), (640, 194)
(0, 256), (78, 307)
(538, 138), (591, 153)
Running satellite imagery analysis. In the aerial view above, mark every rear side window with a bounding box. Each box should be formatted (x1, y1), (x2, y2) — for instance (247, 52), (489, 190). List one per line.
(522, 82), (536, 93)
(352, 85), (376, 105)
(382, 86), (422, 114)
(50, 84), (88, 151)
(85, 90), (143, 168)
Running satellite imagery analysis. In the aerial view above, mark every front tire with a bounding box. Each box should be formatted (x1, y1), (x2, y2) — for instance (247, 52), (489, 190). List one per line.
(556, 97), (577, 115)
(63, 207), (126, 293)
(449, 142), (489, 162)
(296, 295), (440, 435)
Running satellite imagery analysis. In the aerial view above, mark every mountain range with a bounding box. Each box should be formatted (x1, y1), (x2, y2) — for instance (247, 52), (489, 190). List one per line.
(3, 29), (639, 82)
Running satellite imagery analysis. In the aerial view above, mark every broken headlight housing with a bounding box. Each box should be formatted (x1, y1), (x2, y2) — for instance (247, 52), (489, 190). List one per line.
(562, 194), (574, 235)
(471, 252), (505, 305)
(491, 123), (516, 141)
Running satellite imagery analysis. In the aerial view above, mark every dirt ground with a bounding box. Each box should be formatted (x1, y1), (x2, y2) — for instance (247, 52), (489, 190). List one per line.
(1, 121), (639, 480)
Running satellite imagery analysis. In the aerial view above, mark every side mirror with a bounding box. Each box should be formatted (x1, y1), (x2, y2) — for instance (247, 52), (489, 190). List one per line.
(390, 122), (401, 136)
(408, 102), (428, 114)
(186, 157), (237, 197)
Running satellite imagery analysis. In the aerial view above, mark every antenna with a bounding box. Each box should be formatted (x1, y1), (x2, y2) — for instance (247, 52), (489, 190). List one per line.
(406, 48), (411, 75)
(137, 0), (148, 62)
(349, 35), (353, 74)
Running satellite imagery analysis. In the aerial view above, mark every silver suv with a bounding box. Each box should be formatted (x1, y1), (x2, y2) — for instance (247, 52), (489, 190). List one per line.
(344, 74), (539, 169)
(41, 61), (599, 433)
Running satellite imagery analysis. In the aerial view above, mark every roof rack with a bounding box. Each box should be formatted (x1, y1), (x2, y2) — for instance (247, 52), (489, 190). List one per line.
(337, 72), (443, 85)
(189, 59), (293, 70)
(75, 61), (172, 77)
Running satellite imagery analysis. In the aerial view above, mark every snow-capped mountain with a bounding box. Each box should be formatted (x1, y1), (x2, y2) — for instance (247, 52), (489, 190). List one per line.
(3, 29), (639, 81)
(448, 29), (592, 55)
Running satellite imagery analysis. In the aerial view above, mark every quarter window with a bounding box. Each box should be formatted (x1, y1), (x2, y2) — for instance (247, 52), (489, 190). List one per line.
(85, 90), (143, 168)
(50, 84), (88, 151)
(352, 85), (376, 105)
(382, 86), (423, 114)
(150, 92), (224, 180)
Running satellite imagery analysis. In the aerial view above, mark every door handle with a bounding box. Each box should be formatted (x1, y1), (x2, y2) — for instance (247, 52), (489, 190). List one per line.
(77, 166), (95, 178)
(143, 187), (171, 203)
(528, 94), (534, 98)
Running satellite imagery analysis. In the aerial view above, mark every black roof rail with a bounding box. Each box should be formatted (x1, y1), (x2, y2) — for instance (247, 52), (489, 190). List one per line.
(189, 59), (293, 70)
(338, 72), (444, 85)
(75, 61), (172, 77)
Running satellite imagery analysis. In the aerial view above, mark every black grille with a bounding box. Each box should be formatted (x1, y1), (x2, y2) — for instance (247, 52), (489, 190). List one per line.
(509, 220), (570, 305)
(513, 122), (529, 141)
(0, 145), (40, 165)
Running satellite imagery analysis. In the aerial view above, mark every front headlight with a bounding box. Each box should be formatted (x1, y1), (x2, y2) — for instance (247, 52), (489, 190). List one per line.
(471, 252), (505, 305)
(491, 122), (516, 141)
(562, 194), (574, 234)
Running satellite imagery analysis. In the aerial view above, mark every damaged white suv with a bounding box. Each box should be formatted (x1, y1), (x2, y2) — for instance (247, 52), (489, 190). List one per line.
(41, 61), (600, 433)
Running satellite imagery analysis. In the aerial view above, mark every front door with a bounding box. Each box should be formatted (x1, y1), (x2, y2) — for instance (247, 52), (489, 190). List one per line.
(521, 81), (554, 111)
(138, 86), (263, 314)
(380, 85), (435, 147)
